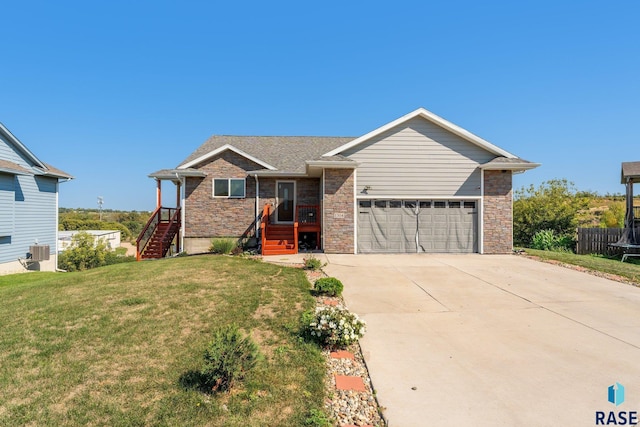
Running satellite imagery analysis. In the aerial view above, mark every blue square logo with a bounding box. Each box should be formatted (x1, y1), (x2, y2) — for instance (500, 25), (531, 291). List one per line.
(609, 383), (625, 407)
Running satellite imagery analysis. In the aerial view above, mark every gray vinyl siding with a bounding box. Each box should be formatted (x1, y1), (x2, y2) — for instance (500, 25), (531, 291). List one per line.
(0, 174), (14, 236)
(0, 134), (59, 265)
(343, 116), (496, 197)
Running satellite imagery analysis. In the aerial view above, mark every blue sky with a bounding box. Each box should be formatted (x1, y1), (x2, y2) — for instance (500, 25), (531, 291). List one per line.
(1, 0), (638, 211)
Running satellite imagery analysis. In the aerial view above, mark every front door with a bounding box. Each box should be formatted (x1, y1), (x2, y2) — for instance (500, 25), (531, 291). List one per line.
(276, 181), (295, 223)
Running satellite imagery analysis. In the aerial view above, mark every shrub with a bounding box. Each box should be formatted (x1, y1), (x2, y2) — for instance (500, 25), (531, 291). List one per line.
(513, 179), (590, 246)
(200, 324), (260, 393)
(305, 307), (366, 349)
(303, 254), (324, 271)
(209, 238), (238, 255)
(531, 229), (575, 252)
(104, 251), (136, 265)
(313, 277), (344, 297)
(58, 231), (110, 271)
(304, 408), (332, 427)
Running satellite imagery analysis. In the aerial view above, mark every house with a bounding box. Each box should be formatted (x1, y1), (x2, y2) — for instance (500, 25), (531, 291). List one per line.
(0, 123), (73, 273)
(140, 108), (538, 258)
(58, 230), (122, 252)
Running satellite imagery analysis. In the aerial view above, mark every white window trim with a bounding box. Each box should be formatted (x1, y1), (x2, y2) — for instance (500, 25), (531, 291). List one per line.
(213, 178), (246, 199)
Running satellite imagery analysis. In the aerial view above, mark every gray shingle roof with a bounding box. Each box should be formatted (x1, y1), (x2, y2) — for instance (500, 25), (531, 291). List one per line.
(479, 156), (539, 170)
(149, 168), (207, 179)
(621, 161), (640, 183)
(0, 159), (33, 175)
(40, 163), (73, 179)
(178, 135), (355, 173)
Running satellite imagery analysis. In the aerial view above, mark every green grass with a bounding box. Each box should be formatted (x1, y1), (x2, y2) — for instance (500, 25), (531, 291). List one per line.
(0, 256), (325, 426)
(523, 248), (640, 284)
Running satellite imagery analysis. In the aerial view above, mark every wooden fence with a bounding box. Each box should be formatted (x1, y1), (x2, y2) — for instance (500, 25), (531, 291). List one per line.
(576, 227), (640, 255)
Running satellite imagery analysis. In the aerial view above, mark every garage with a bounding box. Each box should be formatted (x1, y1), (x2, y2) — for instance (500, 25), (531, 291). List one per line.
(357, 199), (478, 253)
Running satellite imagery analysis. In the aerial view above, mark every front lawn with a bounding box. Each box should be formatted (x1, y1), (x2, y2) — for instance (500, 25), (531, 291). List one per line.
(523, 248), (640, 285)
(0, 256), (325, 426)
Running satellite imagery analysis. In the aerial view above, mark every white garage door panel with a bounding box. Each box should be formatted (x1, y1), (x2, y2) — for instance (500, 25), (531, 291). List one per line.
(358, 200), (478, 253)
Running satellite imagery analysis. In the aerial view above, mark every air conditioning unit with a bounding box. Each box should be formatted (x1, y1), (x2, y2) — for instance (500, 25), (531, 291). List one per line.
(29, 245), (50, 261)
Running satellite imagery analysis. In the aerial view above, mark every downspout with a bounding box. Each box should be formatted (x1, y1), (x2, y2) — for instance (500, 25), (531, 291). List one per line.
(321, 169), (325, 251)
(353, 169), (358, 254)
(479, 169), (484, 254)
(55, 180), (60, 272)
(254, 174), (260, 238)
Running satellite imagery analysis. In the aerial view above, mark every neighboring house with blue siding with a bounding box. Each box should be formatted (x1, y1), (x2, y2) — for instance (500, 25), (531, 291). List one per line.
(0, 123), (72, 273)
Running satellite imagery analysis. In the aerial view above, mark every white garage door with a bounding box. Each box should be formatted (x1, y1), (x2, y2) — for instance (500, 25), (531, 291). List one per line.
(357, 199), (478, 253)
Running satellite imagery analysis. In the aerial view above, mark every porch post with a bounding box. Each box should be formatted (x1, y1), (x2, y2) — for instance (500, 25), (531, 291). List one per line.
(176, 180), (181, 209)
(176, 179), (182, 254)
(156, 179), (162, 209)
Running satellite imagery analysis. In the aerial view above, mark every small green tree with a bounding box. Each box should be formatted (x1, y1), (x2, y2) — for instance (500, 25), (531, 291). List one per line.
(58, 231), (110, 272)
(200, 325), (260, 392)
(600, 201), (625, 228)
(513, 179), (590, 246)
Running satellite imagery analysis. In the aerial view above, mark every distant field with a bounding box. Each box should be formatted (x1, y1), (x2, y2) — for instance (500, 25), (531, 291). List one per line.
(0, 256), (325, 426)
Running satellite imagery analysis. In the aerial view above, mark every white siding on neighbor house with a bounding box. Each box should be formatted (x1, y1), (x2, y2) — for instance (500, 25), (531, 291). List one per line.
(343, 116), (496, 197)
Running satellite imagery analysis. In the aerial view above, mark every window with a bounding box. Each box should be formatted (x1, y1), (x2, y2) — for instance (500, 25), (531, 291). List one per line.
(434, 201), (446, 208)
(374, 200), (387, 209)
(389, 200), (401, 208)
(449, 201), (461, 208)
(359, 200), (372, 208)
(404, 201), (417, 209)
(464, 201), (476, 209)
(213, 178), (245, 198)
(419, 201), (431, 208)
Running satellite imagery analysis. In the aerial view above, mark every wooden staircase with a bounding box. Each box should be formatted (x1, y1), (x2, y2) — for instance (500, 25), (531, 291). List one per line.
(262, 225), (297, 255)
(137, 207), (181, 260)
(260, 204), (298, 256)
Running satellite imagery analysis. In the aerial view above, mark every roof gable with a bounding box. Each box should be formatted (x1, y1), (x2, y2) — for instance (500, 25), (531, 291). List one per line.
(0, 123), (47, 169)
(178, 144), (277, 170)
(178, 136), (354, 173)
(0, 123), (73, 179)
(323, 107), (516, 158)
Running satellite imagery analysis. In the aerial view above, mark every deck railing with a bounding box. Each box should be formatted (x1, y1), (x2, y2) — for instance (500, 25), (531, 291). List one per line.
(259, 204), (270, 252)
(296, 205), (319, 225)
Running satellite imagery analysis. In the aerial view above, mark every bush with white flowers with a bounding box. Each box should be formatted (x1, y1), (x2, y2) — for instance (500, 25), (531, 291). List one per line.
(306, 306), (366, 348)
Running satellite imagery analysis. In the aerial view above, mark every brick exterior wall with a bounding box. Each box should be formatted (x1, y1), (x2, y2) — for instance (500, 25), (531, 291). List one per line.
(323, 169), (355, 253)
(182, 150), (321, 252)
(184, 151), (259, 239)
(483, 170), (513, 254)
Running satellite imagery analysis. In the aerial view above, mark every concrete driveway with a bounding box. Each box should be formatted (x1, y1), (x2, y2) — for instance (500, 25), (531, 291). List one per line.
(323, 254), (640, 427)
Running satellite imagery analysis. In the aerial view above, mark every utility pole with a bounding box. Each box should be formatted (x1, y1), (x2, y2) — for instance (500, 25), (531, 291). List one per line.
(97, 196), (104, 221)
